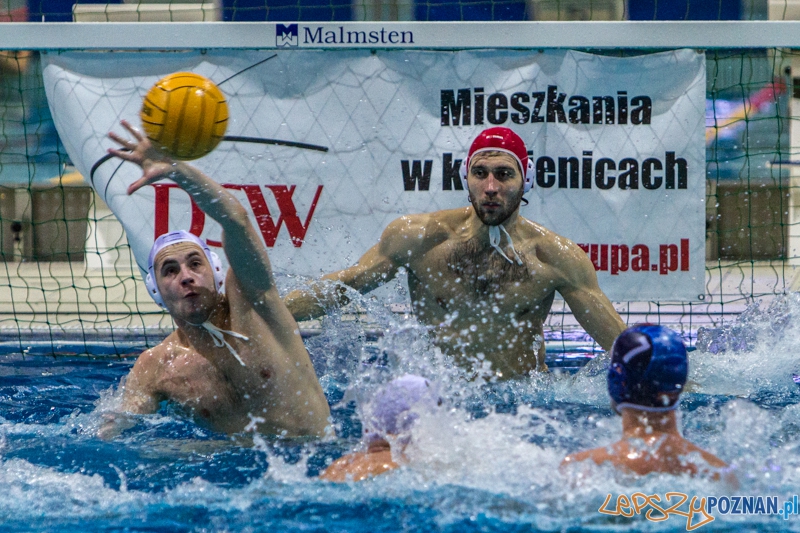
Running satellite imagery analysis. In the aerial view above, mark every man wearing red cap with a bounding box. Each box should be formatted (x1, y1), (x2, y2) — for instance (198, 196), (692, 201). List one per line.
(286, 127), (625, 375)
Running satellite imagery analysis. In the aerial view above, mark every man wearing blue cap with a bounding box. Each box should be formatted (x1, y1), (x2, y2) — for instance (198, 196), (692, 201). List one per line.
(100, 120), (330, 438)
(562, 324), (731, 479)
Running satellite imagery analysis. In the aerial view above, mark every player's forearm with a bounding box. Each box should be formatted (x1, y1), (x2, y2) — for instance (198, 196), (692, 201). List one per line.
(284, 283), (351, 321)
(162, 163), (279, 290)
(577, 306), (625, 351)
(169, 162), (249, 228)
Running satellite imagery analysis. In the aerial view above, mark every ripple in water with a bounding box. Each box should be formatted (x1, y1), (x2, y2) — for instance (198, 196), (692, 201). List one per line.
(2, 286), (800, 531)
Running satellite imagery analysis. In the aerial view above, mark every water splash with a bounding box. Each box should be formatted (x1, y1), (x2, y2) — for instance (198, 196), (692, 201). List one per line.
(693, 294), (800, 399)
(3, 289), (800, 530)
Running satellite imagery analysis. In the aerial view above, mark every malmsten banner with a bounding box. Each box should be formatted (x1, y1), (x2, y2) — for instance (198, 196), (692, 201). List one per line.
(42, 48), (705, 301)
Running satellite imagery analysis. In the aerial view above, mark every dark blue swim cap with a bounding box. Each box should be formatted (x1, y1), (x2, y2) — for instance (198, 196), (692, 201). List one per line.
(608, 324), (688, 413)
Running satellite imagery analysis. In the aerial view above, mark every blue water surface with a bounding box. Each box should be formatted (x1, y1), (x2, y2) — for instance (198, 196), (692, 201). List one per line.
(3, 296), (800, 532)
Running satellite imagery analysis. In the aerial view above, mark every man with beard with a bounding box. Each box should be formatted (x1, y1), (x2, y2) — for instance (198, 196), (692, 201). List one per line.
(285, 127), (625, 375)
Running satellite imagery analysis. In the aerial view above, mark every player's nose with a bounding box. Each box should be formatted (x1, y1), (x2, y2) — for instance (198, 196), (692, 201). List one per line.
(484, 175), (499, 194)
(179, 264), (195, 284)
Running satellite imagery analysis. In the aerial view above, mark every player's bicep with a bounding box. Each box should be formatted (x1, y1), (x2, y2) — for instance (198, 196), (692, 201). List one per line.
(220, 214), (277, 295)
(557, 249), (625, 350)
(555, 246), (601, 304)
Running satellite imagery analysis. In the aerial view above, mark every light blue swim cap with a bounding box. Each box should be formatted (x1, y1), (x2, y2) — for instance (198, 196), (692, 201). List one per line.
(608, 324), (688, 413)
(364, 374), (439, 443)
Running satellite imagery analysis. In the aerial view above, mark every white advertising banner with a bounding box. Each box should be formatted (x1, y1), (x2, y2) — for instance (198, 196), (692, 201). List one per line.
(42, 48), (705, 301)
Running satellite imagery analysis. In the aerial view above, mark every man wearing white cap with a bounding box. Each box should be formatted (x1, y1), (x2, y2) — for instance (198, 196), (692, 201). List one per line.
(286, 127), (625, 375)
(100, 120), (330, 438)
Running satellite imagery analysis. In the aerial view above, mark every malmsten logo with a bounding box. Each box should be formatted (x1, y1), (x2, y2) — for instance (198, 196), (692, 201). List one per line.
(276, 24), (299, 47)
(302, 26), (414, 45)
(441, 86), (652, 126)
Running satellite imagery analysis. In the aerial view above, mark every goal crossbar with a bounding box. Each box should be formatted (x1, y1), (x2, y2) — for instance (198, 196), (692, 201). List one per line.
(1, 21), (800, 50)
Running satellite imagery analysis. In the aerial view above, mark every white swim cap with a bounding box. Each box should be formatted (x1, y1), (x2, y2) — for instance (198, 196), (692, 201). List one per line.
(145, 230), (224, 308)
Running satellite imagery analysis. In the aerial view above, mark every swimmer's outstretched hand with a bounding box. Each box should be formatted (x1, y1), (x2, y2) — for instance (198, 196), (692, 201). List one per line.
(108, 120), (175, 196)
(97, 412), (137, 440)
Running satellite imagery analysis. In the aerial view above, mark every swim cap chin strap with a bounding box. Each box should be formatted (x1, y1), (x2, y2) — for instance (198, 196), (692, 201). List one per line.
(614, 402), (679, 415)
(190, 320), (250, 367)
(147, 231), (252, 366)
(489, 225), (523, 265)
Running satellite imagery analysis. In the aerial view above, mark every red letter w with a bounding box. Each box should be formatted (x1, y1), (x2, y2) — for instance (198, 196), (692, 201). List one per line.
(152, 184), (323, 248)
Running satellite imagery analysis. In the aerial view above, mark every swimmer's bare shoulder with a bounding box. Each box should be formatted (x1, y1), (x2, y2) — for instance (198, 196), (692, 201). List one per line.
(519, 219), (592, 273)
(119, 338), (175, 414)
(520, 219), (625, 350)
(320, 449), (399, 482)
(98, 341), (171, 440)
(561, 446), (614, 469)
(378, 208), (461, 261)
(509, 218), (595, 291)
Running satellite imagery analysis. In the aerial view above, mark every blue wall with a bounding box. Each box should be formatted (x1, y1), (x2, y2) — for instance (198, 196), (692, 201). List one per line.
(628, 0), (740, 20)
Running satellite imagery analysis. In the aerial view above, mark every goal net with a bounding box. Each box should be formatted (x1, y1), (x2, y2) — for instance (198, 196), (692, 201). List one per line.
(0, 7), (797, 354)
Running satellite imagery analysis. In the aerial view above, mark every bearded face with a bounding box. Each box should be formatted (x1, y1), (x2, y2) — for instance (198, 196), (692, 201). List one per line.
(466, 151), (525, 226)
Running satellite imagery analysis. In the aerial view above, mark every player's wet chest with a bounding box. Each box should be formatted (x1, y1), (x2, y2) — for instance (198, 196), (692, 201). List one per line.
(413, 248), (552, 300)
(157, 351), (243, 415)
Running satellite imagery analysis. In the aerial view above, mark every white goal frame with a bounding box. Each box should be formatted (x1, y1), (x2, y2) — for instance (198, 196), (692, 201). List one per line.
(0, 21), (799, 50)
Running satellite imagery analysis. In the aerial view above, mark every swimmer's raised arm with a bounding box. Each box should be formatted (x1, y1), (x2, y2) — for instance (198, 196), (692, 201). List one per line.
(105, 121), (330, 437)
(109, 120), (283, 316)
(285, 215), (424, 321)
(551, 240), (626, 351)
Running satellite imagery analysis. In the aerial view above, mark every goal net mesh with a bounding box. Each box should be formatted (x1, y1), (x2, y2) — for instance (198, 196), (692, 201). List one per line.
(0, 2), (797, 354)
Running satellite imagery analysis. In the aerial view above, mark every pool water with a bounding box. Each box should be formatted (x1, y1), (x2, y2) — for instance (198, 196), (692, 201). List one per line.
(3, 294), (800, 532)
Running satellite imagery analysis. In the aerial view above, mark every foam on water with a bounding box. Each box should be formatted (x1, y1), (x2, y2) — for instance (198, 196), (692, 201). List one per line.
(694, 293), (800, 399)
(4, 288), (800, 530)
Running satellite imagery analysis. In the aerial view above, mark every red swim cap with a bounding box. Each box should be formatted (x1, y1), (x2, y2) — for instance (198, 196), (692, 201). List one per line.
(459, 127), (533, 193)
